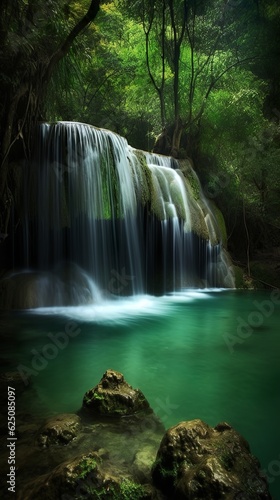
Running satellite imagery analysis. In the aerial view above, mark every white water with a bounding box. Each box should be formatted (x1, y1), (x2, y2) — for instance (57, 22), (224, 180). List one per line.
(28, 289), (219, 323)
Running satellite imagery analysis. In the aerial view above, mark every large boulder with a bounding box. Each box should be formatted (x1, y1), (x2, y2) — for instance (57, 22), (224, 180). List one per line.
(152, 419), (271, 499)
(82, 369), (152, 417)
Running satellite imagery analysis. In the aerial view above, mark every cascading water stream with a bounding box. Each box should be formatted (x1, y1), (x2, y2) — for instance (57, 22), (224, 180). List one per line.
(3, 121), (234, 308)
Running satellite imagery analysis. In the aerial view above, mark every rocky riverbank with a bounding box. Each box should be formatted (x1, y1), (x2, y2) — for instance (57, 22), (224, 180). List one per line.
(0, 369), (272, 499)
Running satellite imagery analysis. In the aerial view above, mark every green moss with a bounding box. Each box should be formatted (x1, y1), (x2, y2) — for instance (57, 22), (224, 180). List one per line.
(100, 143), (119, 219)
(153, 458), (181, 479)
(119, 479), (147, 499)
(79, 486), (109, 499)
(208, 201), (228, 247)
(93, 392), (105, 401)
(185, 173), (200, 202)
(133, 150), (153, 207)
(79, 479), (147, 500)
(76, 457), (99, 479)
(158, 465), (179, 479)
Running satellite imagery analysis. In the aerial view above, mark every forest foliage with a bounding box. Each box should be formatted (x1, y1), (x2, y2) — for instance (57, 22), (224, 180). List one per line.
(0, 0), (280, 266)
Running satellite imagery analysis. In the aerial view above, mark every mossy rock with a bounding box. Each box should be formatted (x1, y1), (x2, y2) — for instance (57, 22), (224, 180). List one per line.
(115, 479), (152, 500)
(184, 170), (201, 202)
(152, 419), (271, 499)
(207, 200), (228, 247)
(177, 159), (229, 246)
(18, 451), (152, 499)
(132, 149), (154, 207)
(82, 369), (152, 417)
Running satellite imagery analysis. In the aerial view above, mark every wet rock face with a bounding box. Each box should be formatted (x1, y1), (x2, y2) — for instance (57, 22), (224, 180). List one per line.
(37, 413), (81, 447)
(82, 369), (151, 417)
(152, 419), (272, 500)
(18, 451), (106, 499)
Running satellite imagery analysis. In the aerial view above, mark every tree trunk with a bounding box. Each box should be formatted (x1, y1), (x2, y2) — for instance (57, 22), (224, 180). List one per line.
(44, 0), (100, 84)
(171, 118), (183, 158)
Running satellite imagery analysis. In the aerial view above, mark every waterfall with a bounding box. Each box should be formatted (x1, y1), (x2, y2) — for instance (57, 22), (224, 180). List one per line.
(25, 122), (144, 296)
(12, 121), (234, 307)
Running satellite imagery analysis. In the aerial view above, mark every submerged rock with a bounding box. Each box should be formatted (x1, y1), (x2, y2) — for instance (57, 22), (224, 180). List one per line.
(0, 263), (101, 309)
(133, 446), (157, 483)
(152, 419), (271, 499)
(82, 369), (152, 417)
(37, 413), (81, 447)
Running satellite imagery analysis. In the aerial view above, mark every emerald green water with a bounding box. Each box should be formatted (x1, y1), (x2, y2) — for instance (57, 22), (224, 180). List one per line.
(1, 290), (280, 497)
